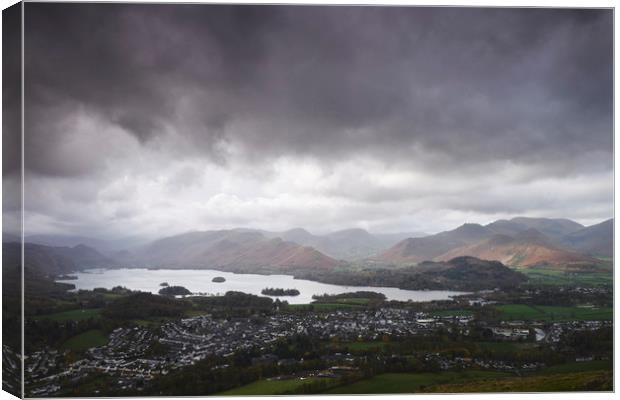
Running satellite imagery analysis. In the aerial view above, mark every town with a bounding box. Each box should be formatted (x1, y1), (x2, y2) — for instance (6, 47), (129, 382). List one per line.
(23, 303), (612, 397)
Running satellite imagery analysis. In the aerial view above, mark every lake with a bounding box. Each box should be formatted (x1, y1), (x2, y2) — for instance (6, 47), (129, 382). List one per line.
(57, 268), (468, 304)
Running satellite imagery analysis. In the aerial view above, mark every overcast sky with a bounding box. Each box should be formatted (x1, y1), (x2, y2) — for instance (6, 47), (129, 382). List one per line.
(8, 4), (613, 238)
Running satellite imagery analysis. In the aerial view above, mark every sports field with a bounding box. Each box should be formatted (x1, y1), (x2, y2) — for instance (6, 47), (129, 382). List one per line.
(61, 329), (108, 352)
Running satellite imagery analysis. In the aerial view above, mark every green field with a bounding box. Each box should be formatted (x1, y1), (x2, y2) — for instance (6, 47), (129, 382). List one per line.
(217, 366), (613, 395)
(335, 298), (372, 305)
(494, 304), (612, 321)
(287, 303), (363, 311)
(537, 360), (613, 375)
(217, 378), (329, 395)
(324, 371), (511, 394)
(61, 329), (108, 352)
(520, 268), (612, 287)
(33, 308), (102, 322)
(423, 371), (612, 392)
(101, 293), (124, 300)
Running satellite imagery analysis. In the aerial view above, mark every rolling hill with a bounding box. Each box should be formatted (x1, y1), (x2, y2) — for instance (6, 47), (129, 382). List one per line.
(298, 256), (527, 291)
(412, 256), (529, 289)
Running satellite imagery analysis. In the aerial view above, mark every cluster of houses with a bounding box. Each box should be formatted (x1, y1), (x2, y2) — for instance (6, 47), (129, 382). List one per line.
(489, 326), (532, 341)
(25, 349), (62, 381)
(23, 308), (472, 395)
(24, 327), (164, 396)
(2, 345), (21, 395)
(544, 320), (611, 343)
(89, 327), (156, 361)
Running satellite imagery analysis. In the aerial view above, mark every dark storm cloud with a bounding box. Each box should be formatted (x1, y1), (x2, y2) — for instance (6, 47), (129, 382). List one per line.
(24, 5), (613, 176)
(3, 3), (21, 176)
(3, 3), (23, 237)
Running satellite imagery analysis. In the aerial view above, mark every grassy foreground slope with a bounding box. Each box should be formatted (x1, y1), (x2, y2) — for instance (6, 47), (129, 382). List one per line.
(423, 370), (612, 392)
(324, 371), (511, 394)
(217, 378), (330, 395)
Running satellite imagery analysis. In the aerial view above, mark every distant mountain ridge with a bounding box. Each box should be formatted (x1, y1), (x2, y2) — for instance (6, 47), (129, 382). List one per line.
(486, 217), (584, 240)
(19, 228), (426, 262)
(260, 227), (427, 260)
(14, 216), (611, 274)
(436, 231), (599, 268)
(119, 229), (341, 273)
(22, 234), (149, 254)
(378, 223), (496, 264)
(3, 242), (113, 275)
(559, 219), (613, 258)
(379, 217), (612, 269)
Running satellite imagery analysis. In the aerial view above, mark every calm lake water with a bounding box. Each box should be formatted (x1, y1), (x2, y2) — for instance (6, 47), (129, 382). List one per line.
(57, 268), (468, 304)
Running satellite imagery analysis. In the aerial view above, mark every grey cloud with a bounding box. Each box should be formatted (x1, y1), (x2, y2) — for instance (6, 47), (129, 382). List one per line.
(24, 5), (612, 175)
(15, 4), (613, 237)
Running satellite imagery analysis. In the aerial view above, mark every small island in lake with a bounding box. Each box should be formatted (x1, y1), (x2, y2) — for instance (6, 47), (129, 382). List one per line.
(160, 282), (169, 287)
(158, 285), (191, 296)
(261, 288), (300, 297)
(212, 276), (226, 283)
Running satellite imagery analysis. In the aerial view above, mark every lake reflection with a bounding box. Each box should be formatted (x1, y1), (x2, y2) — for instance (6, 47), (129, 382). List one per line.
(57, 268), (468, 304)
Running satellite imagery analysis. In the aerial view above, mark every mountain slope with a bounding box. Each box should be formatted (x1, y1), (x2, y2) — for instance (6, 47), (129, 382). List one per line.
(3, 242), (112, 275)
(377, 217), (608, 268)
(377, 223), (495, 264)
(436, 229), (599, 268)
(127, 230), (340, 272)
(560, 219), (613, 258)
(486, 217), (583, 241)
